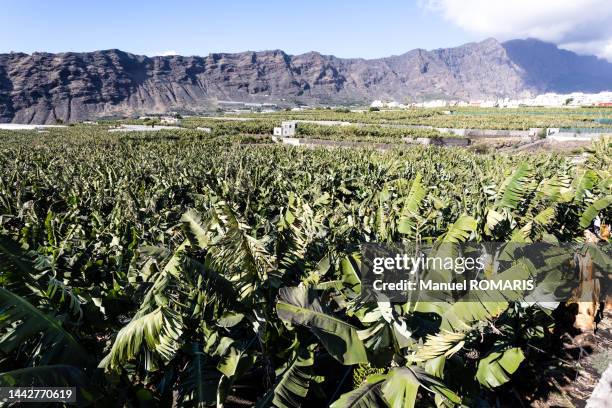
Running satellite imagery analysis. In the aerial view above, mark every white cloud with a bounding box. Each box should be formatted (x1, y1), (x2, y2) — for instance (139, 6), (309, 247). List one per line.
(152, 50), (178, 56)
(562, 39), (612, 61)
(604, 42), (612, 61)
(419, 0), (612, 61)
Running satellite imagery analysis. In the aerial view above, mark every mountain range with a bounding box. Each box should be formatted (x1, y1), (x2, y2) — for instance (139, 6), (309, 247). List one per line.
(1, 38), (612, 124)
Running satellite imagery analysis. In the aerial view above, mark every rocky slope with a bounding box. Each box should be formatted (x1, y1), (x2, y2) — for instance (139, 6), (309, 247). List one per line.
(1, 38), (611, 123)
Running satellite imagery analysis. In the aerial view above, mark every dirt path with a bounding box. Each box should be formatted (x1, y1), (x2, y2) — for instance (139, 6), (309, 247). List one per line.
(532, 312), (612, 407)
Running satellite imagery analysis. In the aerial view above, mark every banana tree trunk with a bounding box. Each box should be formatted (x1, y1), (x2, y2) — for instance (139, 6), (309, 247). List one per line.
(571, 231), (601, 332)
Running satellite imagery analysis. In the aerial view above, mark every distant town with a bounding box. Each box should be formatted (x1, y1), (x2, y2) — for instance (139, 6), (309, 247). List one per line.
(198, 92), (612, 115)
(371, 91), (612, 109)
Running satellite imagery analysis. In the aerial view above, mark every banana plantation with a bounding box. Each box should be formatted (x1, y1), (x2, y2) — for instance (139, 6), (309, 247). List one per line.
(228, 107), (612, 130)
(0, 128), (610, 407)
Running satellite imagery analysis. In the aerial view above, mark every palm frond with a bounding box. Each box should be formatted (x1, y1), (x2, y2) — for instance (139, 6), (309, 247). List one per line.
(0, 287), (90, 366)
(177, 343), (219, 407)
(496, 163), (533, 210)
(398, 174), (425, 235)
(45, 277), (84, 320)
(258, 345), (315, 408)
(0, 236), (39, 290)
(475, 348), (525, 389)
(100, 306), (183, 371)
(438, 215), (477, 243)
(579, 195), (612, 229)
(181, 209), (211, 249)
(330, 374), (386, 408)
(207, 203), (275, 293)
(572, 169), (598, 203)
(276, 286), (368, 365)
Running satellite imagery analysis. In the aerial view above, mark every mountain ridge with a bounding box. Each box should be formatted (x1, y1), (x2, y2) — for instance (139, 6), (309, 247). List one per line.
(1, 38), (612, 124)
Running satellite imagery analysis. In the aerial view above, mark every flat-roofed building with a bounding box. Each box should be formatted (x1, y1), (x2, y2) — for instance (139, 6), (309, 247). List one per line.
(273, 121), (297, 137)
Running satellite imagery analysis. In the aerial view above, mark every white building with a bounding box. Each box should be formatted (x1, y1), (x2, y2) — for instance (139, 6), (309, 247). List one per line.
(160, 116), (180, 125)
(273, 121), (297, 137)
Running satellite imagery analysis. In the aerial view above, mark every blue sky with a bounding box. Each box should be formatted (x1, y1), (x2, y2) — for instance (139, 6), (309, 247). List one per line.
(2, 1), (612, 60)
(0, 0), (476, 58)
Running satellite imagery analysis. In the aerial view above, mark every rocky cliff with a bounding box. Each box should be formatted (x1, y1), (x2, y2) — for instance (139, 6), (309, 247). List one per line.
(1, 38), (611, 123)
